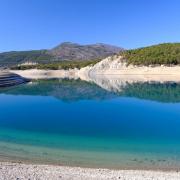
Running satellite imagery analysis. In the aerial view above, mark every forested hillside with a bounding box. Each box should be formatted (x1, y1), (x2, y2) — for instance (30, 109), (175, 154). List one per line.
(122, 43), (180, 65)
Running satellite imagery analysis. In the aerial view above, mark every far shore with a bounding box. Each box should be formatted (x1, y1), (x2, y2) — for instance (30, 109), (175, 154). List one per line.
(10, 69), (78, 79)
(9, 66), (180, 83)
(0, 161), (180, 180)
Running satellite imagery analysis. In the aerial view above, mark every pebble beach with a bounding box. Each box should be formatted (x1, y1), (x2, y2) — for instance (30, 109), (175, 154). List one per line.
(0, 162), (180, 180)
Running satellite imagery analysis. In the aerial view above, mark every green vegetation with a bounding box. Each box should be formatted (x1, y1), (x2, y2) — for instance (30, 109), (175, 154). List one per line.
(2, 43), (180, 69)
(0, 48), (101, 70)
(10, 60), (101, 70)
(119, 82), (180, 103)
(2, 78), (180, 103)
(0, 50), (53, 67)
(0, 79), (114, 102)
(0, 42), (122, 68)
(121, 43), (180, 65)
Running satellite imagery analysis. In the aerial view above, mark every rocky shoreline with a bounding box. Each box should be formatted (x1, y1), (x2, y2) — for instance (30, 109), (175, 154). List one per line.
(0, 72), (29, 87)
(10, 56), (180, 83)
(0, 162), (180, 180)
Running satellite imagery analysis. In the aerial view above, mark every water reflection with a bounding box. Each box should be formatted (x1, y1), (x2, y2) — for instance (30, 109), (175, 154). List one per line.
(0, 78), (180, 103)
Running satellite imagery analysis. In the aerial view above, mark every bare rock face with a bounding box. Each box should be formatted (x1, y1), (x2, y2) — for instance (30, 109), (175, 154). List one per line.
(49, 42), (124, 61)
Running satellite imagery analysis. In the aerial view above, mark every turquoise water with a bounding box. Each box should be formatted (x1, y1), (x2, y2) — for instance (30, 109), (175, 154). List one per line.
(0, 79), (180, 169)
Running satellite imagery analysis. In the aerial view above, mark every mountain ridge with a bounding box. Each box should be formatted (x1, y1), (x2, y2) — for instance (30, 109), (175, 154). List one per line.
(0, 42), (123, 67)
(49, 42), (123, 61)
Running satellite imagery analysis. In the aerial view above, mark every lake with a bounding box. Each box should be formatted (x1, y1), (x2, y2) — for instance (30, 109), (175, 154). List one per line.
(0, 78), (180, 170)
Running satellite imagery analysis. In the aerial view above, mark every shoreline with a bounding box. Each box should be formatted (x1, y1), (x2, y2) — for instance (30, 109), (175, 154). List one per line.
(0, 161), (180, 180)
(1, 155), (180, 172)
(2, 64), (180, 179)
(9, 69), (180, 93)
(10, 69), (78, 79)
(9, 65), (180, 82)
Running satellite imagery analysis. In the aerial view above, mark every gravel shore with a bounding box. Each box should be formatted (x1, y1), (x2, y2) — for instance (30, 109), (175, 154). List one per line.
(0, 162), (180, 180)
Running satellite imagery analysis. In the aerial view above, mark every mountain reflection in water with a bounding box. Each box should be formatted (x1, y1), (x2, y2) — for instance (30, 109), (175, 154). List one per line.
(0, 78), (180, 103)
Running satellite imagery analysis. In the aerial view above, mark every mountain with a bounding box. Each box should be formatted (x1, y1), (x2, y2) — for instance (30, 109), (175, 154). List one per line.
(49, 42), (123, 61)
(0, 42), (123, 67)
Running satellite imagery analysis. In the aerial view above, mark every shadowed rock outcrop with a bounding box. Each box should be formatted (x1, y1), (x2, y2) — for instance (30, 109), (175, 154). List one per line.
(0, 72), (30, 87)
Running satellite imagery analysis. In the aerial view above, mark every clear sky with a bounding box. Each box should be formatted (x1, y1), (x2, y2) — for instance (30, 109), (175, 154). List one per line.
(0, 0), (180, 52)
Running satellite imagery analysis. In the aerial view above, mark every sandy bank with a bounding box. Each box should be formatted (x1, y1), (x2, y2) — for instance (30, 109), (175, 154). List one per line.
(10, 69), (78, 79)
(78, 55), (180, 75)
(10, 55), (180, 82)
(0, 162), (179, 180)
(10, 68), (180, 82)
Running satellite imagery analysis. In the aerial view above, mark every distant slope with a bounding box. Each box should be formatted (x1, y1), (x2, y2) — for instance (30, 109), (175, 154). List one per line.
(121, 43), (180, 65)
(0, 42), (123, 67)
(0, 50), (53, 67)
(49, 42), (123, 61)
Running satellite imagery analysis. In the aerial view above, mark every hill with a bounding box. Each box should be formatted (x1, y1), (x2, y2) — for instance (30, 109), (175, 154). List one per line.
(0, 42), (123, 68)
(49, 42), (123, 61)
(0, 50), (52, 67)
(121, 43), (180, 65)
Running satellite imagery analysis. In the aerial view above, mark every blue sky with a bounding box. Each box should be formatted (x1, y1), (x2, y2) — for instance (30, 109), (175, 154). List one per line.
(0, 0), (180, 52)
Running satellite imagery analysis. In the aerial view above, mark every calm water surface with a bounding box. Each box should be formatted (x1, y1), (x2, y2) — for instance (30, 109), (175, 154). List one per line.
(0, 79), (180, 169)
